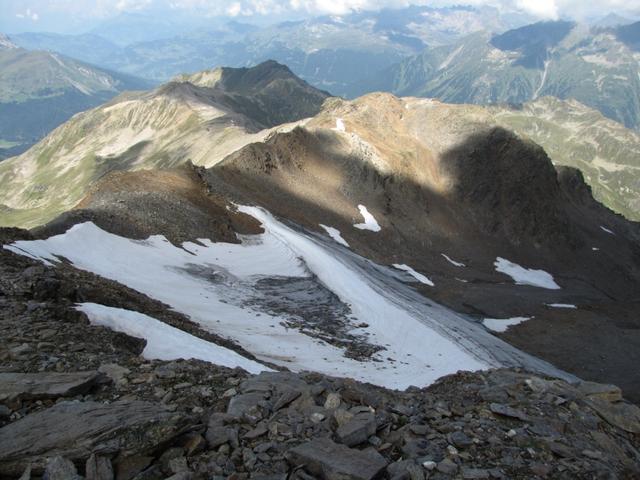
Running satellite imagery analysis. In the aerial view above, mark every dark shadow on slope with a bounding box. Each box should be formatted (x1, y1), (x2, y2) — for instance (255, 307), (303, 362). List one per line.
(202, 125), (640, 401)
(490, 21), (575, 69)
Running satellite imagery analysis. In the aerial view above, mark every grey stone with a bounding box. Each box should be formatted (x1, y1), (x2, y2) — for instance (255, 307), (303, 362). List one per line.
(227, 392), (265, 418)
(206, 426), (231, 449)
(273, 390), (301, 411)
(0, 405), (11, 419)
(0, 400), (193, 476)
(584, 397), (640, 433)
(336, 412), (376, 446)
(285, 437), (387, 480)
(462, 468), (490, 479)
(449, 431), (472, 448)
(115, 456), (154, 480)
(86, 454), (114, 480)
(98, 364), (130, 386)
(576, 382), (622, 402)
(0, 372), (103, 401)
(489, 403), (529, 421)
(324, 393), (341, 409)
(43, 456), (81, 480)
(436, 458), (458, 475)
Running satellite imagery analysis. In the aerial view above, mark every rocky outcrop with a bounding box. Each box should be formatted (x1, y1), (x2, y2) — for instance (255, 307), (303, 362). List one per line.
(0, 372), (103, 404)
(1, 237), (639, 479)
(0, 401), (194, 475)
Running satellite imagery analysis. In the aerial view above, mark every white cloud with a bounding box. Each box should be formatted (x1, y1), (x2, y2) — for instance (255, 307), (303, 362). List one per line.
(3, 0), (639, 24)
(15, 8), (40, 21)
(115, 0), (153, 10)
(517, 0), (558, 19)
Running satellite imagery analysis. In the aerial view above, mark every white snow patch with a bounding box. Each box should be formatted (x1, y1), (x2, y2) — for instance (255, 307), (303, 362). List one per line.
(319, 224), (349, 247)
(6, 215), (487, 390)
(441, 253), (465, 267)
(592, 247), (600, 251)
(600, 226), (615, 235)
(494, 257), (560, 290)
(483, 317), (532, 333)
(546, 304), (577, 309)
(77, 303), (270, 374)
(392, 264), (434, 286)
(353, 205), (381, 232)
(335, 118), (346, 132)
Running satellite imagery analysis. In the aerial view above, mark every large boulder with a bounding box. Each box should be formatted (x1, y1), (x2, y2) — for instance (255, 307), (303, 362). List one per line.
(0, 400), (194, 475)
(286, 437), (387, 480)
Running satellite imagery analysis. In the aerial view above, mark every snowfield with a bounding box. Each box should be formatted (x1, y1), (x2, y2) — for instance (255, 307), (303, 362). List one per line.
(442, 254), (465, 267)
(483, 317), (533, 333)
(5, 207), (573, 388)
(392, 264), (434, 286)
(547, 304), (577, 309)
(353, 205), (381, 232)
(77, 302), (270, 374)
(319, 224), (350, 247)
(494, 257), (560, 290)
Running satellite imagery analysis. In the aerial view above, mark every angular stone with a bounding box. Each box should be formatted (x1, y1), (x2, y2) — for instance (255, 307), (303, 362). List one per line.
(43, 456), (81, 480)
(86, 454), (114, 480)
(324, 393), (341, 410)
(584, 397), (640, 434)
(489, 403), (529, 421)
(462, 468), (490, 479)
(0, 400), (193, 476)
(336, 412), (377, 447)
(576, 382), (622, 402)
(227, 392), (265, 418)
(115, 456), (153, 480)
(0, 372), (103, 401)
(286, 438), (387, 480)
(273, 390), (301, 411)
(449, 431), (472, 448)
(98, 364), (130, 386)
(436, 459), (458, 475)
(206, 426), (231, 449)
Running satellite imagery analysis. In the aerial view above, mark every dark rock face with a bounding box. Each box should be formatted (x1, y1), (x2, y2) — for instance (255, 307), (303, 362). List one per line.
(0, 371), (103, 403)
(0, 400), (193, 475)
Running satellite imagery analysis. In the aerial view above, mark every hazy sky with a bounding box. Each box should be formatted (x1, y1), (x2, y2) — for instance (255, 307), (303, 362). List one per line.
(1, 0), (638, 33)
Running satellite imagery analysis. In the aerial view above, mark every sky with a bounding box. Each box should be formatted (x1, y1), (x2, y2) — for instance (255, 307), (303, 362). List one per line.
(0, 0), (638, 34)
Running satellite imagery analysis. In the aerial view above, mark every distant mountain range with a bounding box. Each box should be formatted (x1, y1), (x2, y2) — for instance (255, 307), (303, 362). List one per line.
(9, 6), (529, 96)
(0, 34), (150, 159)
(355, 20), (640, 130)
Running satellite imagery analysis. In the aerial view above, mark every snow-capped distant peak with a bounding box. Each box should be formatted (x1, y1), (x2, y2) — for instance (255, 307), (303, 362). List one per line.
(354, 205), (381, 232)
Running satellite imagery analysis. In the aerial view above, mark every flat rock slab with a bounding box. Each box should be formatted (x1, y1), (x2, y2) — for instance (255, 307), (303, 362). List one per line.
(0, 372), (103, 402)
(585, 397), (640, 434)
(0, 400), (194, 475)
(286, 437), (387, 480)
(336, 412), (376, 447)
